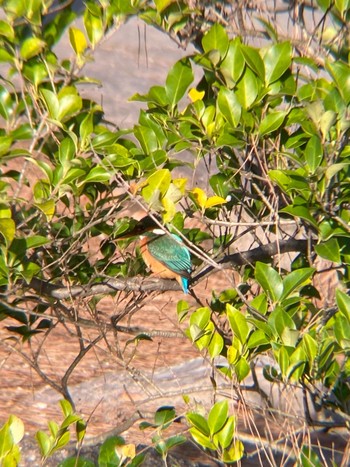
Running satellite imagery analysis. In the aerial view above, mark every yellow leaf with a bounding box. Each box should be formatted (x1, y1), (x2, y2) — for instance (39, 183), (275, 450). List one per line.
(69, 27), (87, 55)
(173, 177), (187, 193)
(162, 197), (176, 223)
(205, 195), (227, 208)
(115, 443), (136, 460)
(0, 218), (15, 247)
(191, 187), (207, 209)
(188, 87), (205, 103)
(35, 200), (55, 221)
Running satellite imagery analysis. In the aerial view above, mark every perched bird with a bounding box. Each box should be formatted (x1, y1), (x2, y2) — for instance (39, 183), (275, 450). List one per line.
(117, 216), (192, 293)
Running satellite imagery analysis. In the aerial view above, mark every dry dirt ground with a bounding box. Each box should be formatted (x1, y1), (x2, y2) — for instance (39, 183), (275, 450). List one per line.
(1, 15), (349, 467)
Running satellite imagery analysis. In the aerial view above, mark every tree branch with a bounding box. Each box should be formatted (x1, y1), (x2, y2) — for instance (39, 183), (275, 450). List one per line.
(27, 239), (309, 298)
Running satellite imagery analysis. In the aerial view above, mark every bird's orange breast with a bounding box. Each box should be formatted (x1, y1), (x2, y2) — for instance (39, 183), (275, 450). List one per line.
(140, 237), (182, 281)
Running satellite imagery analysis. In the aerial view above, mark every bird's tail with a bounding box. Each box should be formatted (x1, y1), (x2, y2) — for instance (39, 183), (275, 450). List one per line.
(180, 276), (189, 294)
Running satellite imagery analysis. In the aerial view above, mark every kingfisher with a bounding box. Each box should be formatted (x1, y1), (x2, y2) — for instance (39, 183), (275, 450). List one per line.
(116, 216), (192, 293)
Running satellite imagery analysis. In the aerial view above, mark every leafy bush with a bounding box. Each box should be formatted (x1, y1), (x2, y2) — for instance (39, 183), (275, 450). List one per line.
(0, 0), (349, 465)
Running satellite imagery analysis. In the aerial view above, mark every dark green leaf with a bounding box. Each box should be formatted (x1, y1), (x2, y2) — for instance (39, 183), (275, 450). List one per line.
(220, 38), (245, 87)
(304, 135), (323, 173)
(241, 45), (265, 81)
(259, 111), (286, 136)
(255, 262), (283, 302)
(315, 238), (341, 263)
(165, 58), (193, 108)
(264, 42), (292, 85)
(217, 87), (241, 127)
(281, 268), (315, 301)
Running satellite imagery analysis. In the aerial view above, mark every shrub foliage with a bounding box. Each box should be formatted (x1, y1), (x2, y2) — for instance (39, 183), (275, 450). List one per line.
(0, 0), (349, 465)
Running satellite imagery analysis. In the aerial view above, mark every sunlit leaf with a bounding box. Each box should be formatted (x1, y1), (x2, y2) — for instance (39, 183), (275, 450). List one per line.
(0, 218), (15, 247)
(20, 37), (45, 60)
(208, 400), (228, 436)
(188, 88), (205, 102)
(69, 27), (87, 55)
(220, 38), (245, 87)
(259, 111), (287, 136)
(236, 67), (258, 109)
(264, 41), (292, 85)
(217, 87), (241, 126)
(202, 23), (229, 57)
(255, 262), (283, 302)
(165, 58), (193, 108)
(304, 135), (323, 173)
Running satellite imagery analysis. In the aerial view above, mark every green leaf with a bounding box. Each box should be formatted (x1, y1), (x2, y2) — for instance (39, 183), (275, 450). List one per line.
(304, 135), (323, 173)
(60, 399), (74, 418)
(208, 400), (228, 436)
(236, 67), (258, 109)
(190, 307), (210, 329)
(281, 204), (318, 228)
(315, 238), (341, 263)
(98, 436), (124, 466)
(0, 218), (15, 247)
(186, 413), (210, 436)
(222, 439), (244, 463)
(326, 61), (350, 105)
(226, 305), (250, 344)
(154, 0), (174, 13)
(281, 268), (315, 301)
(259, 111), (286, 136)
(319, 110), (337, 139)
(84, 6), (103, 48)
(83, 167), (110, 184)
(0, 20), (14, 41)
(36, 430), (51, 457)
(234, 357), (250, 382)
(134, 125), (158, 154)
(20, 37), (45, 60)
(0, 135), (12, 156)
(59, 137), (76, 165)
(142, 169), (171, 203)
(0, 85), (13, 121)
(154, 406), (175, 427)
(336, 289), (350, 321)
(299, 445), (323, 467)
(164, 434), (186, 450)
(202, 23), (229, 57)
(241, 45), (265, 81)
(57, 86), (82, 121)
(189, 427), (215, 450)
(217, 87), (241, 127)
(215, 415), (235, 449)
(35, 200), (55, 221)
(277, 345), (290, 376)
(247, 329), (269, 348)
(208, 331), (224, 359)
(269, 307), (296, 342)
(220, 38), (245, 87)
(7, 415), (24, 445)
(58, 457), (95, 467)
(40, 88), (59, 120)
(264, 42), (292, 85)
(302, 334), (318, 362)
(255, 262), (283, 302)
(165, 58), (193, 108)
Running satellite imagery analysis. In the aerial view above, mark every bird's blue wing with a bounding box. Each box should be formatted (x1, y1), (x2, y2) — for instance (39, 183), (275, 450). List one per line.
(147, 233), (192, 277)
